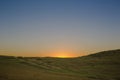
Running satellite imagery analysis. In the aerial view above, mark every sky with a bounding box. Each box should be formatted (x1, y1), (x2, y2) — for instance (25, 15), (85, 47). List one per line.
(0, 0), (120, 57)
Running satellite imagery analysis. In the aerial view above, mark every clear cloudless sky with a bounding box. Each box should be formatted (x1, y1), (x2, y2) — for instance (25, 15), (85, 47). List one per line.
(0, 0), (120, 57)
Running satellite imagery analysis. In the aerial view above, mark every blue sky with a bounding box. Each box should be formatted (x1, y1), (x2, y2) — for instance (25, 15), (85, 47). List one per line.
(0, 0), (120, 57)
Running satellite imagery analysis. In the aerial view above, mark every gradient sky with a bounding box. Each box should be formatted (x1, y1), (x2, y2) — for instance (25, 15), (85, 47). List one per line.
(0, 0), (120, 57)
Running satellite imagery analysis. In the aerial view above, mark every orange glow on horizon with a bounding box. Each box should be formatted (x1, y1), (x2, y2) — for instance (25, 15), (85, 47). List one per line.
(50, 51), (77, 58)
(0, 50), (84, 57)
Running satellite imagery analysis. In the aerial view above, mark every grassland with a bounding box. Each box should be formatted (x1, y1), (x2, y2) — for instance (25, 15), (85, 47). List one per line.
(0, 49), (120, 80)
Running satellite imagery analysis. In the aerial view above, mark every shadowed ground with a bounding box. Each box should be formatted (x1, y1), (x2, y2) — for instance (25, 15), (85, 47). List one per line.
(0, 49), (120, 80)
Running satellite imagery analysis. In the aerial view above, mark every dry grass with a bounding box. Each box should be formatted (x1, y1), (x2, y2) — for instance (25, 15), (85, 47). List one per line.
(0, 49), (120, 80)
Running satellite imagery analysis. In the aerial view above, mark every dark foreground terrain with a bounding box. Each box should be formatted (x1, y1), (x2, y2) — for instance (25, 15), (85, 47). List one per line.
(0, 49), (120, 80)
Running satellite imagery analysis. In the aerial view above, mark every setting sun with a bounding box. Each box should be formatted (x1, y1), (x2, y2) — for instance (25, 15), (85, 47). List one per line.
(55, 54), (70, 58)
(51, 51), (76, 58)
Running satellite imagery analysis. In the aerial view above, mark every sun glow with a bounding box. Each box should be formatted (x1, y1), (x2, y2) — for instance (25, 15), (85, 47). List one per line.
(55, 54), (70, 58)
(51, 51), (76, 58)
